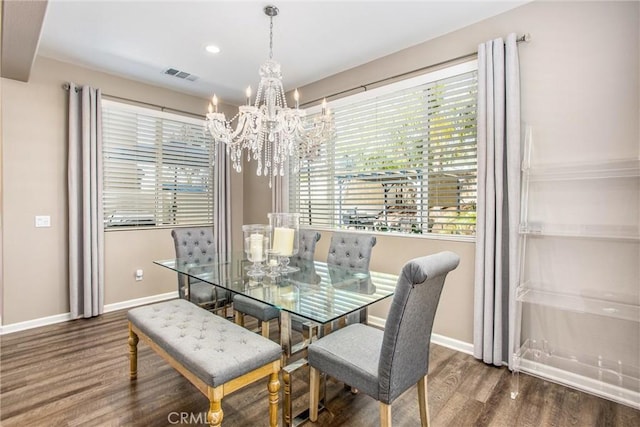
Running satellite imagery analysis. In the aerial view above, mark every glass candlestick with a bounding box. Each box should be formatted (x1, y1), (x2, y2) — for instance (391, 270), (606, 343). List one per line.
(266, 249), (281, 278)
(268, 212), (300, 273)
(242, 224), (271, 278)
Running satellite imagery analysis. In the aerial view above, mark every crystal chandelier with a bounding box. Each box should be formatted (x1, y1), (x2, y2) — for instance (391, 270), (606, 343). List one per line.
(206, 5), (334, 187)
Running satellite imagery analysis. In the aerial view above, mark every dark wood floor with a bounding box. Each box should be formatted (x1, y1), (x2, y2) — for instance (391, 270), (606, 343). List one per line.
(1, 307), (638, 427)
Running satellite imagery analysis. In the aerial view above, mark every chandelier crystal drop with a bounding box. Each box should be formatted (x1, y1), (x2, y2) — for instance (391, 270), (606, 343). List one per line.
(206, 5), (335, 187)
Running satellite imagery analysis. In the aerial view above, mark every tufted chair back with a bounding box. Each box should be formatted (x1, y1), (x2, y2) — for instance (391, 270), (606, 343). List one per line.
(171, 227), (216, 266)
(288, 230), (322, 286)
(326, 232), (377, 326)
(327, 232), (377, 271)
(170, 227), (228, 307)
(295, 229), (321, 261)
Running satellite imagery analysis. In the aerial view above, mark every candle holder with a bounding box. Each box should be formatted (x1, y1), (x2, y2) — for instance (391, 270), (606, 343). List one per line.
(242, 224), (271, 278)
(268, 212), (300, 274)
(266, 249), (281, 278)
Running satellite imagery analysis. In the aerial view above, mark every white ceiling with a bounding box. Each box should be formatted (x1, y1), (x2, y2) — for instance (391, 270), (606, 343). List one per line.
(38, 0), (528, 105)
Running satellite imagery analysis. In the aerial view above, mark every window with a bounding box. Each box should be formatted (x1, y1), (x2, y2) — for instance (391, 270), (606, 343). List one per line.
(289, 61), (477, 237)
(102, 100), (214, 229)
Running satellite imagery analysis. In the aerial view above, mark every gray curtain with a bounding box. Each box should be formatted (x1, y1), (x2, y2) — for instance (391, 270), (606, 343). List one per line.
(214, 139), (232, 258)
(473, 34), (521, 368)
(68, 83), (104, 319)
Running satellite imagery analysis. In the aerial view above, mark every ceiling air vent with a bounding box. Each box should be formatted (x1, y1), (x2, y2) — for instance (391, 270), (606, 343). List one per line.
(163, 68), (198, 82)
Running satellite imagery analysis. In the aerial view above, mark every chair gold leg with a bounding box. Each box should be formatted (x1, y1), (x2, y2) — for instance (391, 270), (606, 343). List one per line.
(234, 311), (244, 327)
(338, 316), (347, 329)
(128, 323), (139, 379)
(261, 320), (270, 338)
(309, 366), (320, 421)
(268, 370), (280, 427)
(380, 402), (392, 427)
(207, 386), (224, 427)
(417, 375), (430, 427)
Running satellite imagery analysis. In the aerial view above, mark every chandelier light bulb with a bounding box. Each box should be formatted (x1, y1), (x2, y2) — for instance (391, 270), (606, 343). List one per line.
(294, 89), (300, 108)
(246, 86), (252, 105)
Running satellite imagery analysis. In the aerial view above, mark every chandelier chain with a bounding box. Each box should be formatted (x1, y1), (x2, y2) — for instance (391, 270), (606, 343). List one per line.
(269, 15), (274, 60)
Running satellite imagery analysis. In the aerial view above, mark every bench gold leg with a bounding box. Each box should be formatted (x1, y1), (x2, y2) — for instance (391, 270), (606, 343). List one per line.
(234, 311), (245, 327)
(128, 323), (139, 379)
(268, 370), (280, 427)
(282, 367), (291, 426)
(208, 386), (224, 427)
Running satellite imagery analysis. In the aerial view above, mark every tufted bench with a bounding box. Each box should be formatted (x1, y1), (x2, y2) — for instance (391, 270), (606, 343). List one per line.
(128, 299), (282, 427)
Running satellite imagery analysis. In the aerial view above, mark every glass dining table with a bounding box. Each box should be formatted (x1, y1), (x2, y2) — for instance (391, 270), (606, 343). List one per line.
(154, 253), (398, 426)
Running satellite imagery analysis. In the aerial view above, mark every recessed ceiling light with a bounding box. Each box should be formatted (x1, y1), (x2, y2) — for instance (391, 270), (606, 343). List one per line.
(206, 45), (221, 54)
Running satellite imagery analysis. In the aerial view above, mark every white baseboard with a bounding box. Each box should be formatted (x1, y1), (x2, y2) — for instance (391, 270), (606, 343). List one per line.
(367, 314), (474, 356)
(0, 312), (73, 335)
(430, 333), (474, 355)
(103, 291), (178, 313)
(0, 291), (178, 335)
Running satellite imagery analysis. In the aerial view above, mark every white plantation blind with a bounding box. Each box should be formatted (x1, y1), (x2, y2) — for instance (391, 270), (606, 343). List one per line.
(102, 100), (214, 229)
(290, 61), (477, 236)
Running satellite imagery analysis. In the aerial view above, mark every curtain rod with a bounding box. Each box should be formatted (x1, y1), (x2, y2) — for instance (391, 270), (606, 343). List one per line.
(61, 83), (205, 119)
(300, 33), (531, 108)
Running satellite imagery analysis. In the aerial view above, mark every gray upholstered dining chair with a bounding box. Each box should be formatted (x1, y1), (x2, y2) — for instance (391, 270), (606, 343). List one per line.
(327, 231), (377, 325)
(327, 231), (377, 270)
(233, 229), (322, 338)
(170, 227), (230, 314)
(308, 251), (460, 427)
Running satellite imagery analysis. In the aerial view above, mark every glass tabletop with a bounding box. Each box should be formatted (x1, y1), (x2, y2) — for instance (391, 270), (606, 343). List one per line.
(154, 253), (398, 325)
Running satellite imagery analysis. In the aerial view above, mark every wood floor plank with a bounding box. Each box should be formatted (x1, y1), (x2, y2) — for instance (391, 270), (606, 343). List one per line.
(1, 306), (638, 426)
(455, 358), (506, 403)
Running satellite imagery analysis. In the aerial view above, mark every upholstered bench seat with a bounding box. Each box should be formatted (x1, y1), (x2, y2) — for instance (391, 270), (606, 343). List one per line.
(128, 299), (282, 427)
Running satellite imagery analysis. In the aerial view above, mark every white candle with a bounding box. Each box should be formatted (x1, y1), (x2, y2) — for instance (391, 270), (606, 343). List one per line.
(273, 227), (295, 256)
(250, 233), (264, 262)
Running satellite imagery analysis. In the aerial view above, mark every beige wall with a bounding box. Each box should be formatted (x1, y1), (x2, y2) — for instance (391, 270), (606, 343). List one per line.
(1, 56), (243, 325)
(242, 161), (272, 225)
(243, 1), (640, 344)
(0, 0), (4, 326)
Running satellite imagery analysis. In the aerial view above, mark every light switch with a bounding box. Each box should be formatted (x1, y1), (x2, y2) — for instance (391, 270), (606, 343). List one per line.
(35, 215), (51, 228)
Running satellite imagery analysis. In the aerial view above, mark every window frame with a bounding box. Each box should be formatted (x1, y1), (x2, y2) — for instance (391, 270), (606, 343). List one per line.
(101, 99), (215, 231)
(290, 60), (478, 242)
